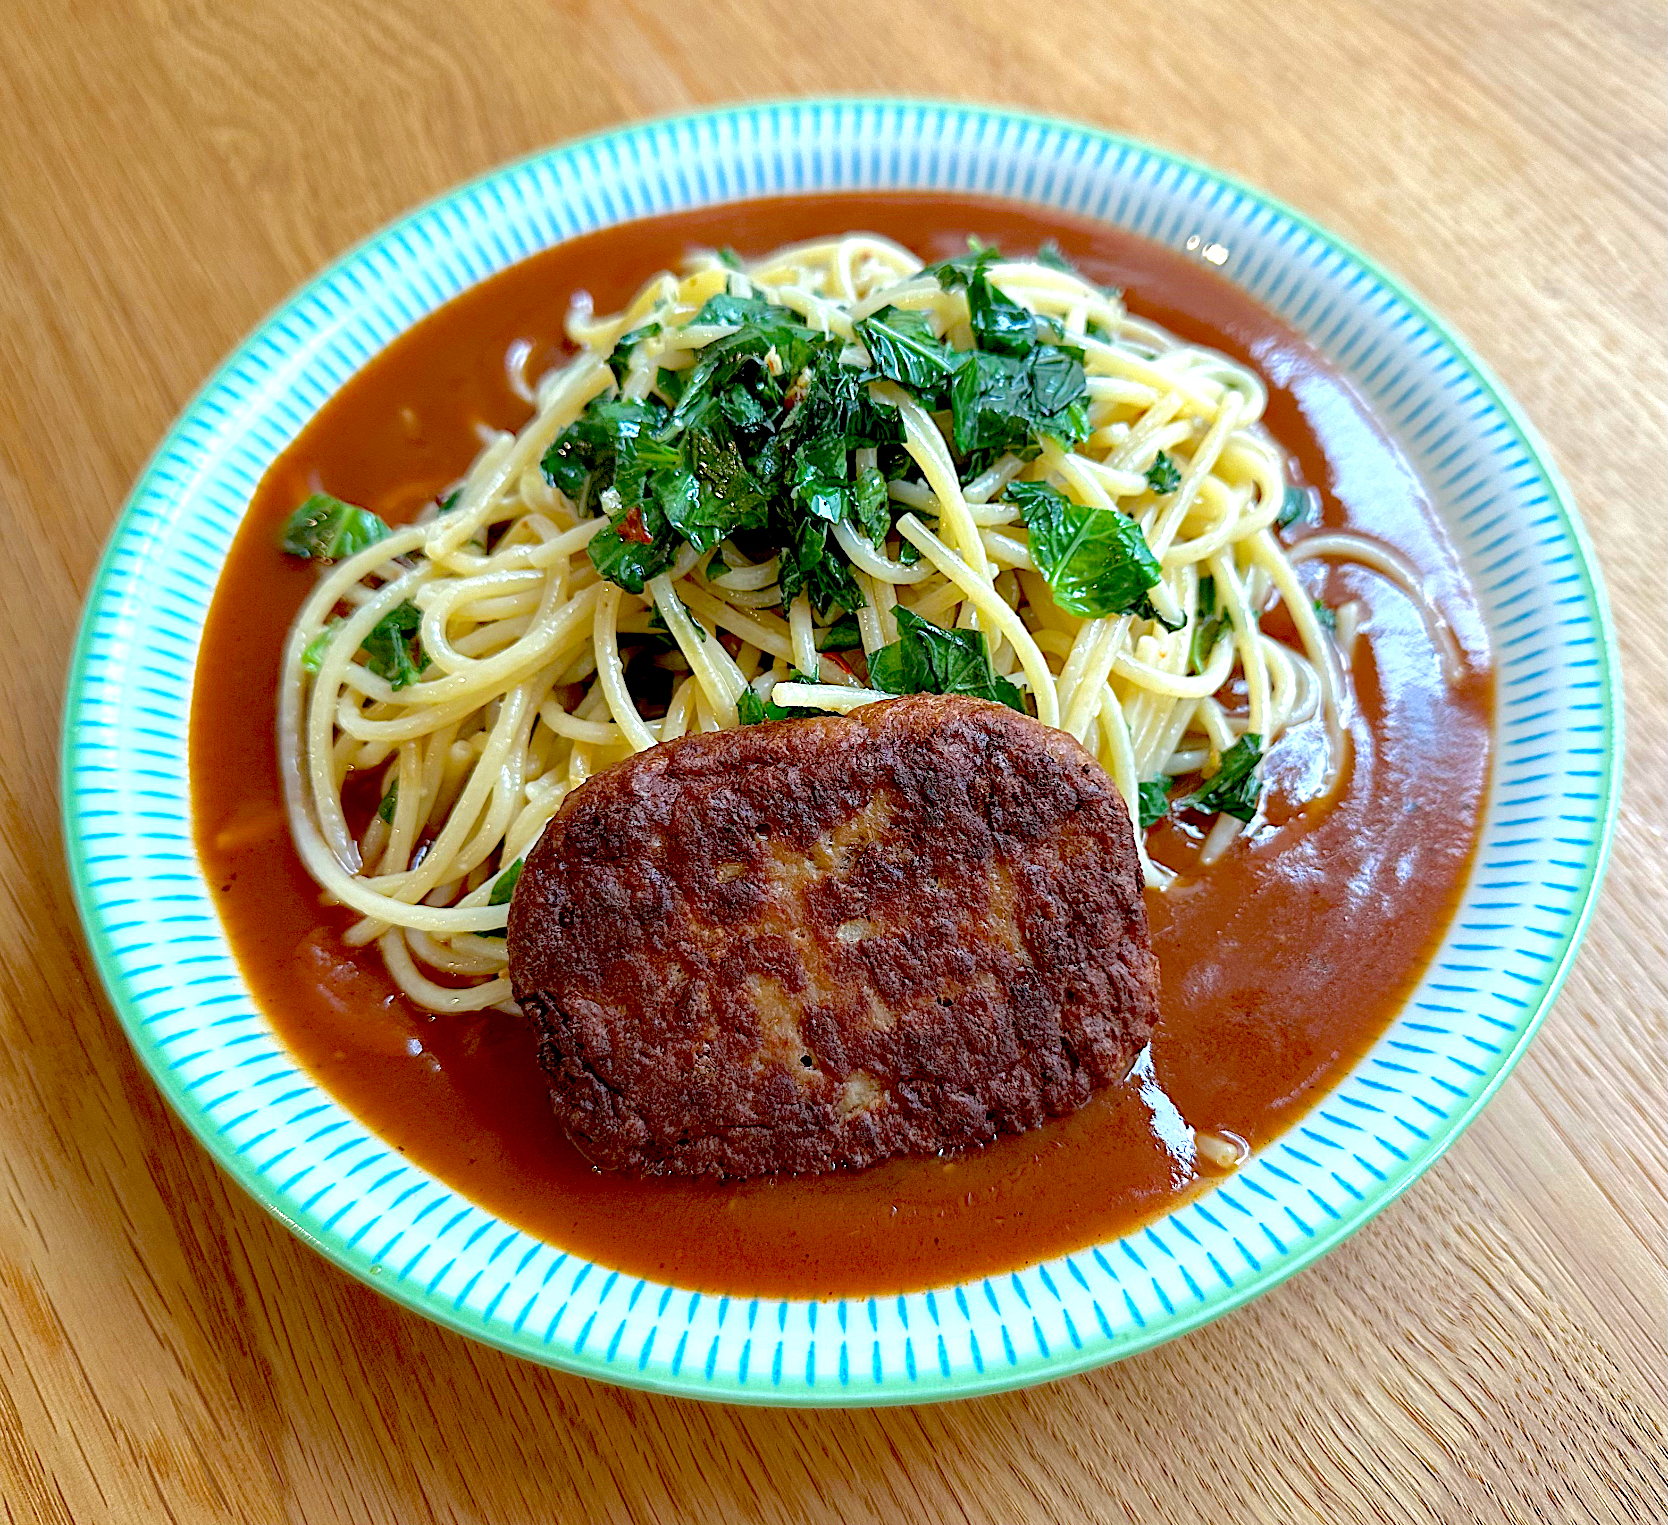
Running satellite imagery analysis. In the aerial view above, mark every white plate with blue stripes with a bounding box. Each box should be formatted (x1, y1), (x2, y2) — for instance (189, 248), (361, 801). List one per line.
(62, 101), (1619, 1404)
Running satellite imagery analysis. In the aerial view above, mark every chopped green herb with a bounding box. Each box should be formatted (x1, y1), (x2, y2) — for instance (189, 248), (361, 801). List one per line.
(438, 490), (461, 514)
(1035, 240), (1077, 275)
(965, 272), (1036, 357)
(951, 344), (1089, 461)
(654, 366), (687, 405)
(919, 242), (999, 291)
(377, 780), (399, 824)
(473, 855), (525, 939)
(896, 538), (922, 567)
(1184, 734), (1263, 823)
(777, 513), (863, 617)
(689, 291), (792, 330)
(606, 323), (661, 383)
(528, 258), (1093, 624)
(867, 607), (1026, 713)
(1145, 451), (1182, 495)
(856, 305), (963, 400)
(1190, 577), (1229, 676)
(300, 623), (338, 675)
(791, 436), (853, 524)
(852, 465), (889, 546)
(716, 246), (744, 270)
(665, 432), (771, 553)
(815, 616), (864, 651)
(1004, 481), (1164, 620)
(737, 673), (833, 724)
(1034, 241), (1123, 302)
(1277, 484), (1314, 528)
(1137, 779), (1170, 830)
(1313, 598), (1337, 631)
(361, 602), (430, 690)
(280, 493), (389, 562)
(586, 509), (679, 594)
(1130, 590), (1187, 634)
(488, 857), (523, 906)
(540, 397), (670, 498)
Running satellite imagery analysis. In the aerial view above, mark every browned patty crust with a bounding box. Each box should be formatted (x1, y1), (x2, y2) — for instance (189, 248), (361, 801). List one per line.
(507, 694), (1160, 1178)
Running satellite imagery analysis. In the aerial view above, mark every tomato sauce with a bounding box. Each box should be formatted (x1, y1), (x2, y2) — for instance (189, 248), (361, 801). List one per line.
(190, 194), (1492, 1297)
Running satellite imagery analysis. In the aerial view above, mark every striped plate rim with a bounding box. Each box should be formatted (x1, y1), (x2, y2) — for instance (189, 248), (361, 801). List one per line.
(62, 100), (1619, 1404)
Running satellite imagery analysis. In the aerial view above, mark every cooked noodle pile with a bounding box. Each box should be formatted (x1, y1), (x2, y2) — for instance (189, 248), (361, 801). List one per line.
(279, 234), (1452, 1014)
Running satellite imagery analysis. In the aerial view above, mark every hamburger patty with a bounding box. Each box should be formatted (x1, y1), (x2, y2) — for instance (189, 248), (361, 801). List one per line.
(506, 693), (1160, 1178)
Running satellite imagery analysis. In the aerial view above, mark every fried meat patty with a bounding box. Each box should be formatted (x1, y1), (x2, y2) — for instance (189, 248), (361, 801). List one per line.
(506, 694), (1159, 1178)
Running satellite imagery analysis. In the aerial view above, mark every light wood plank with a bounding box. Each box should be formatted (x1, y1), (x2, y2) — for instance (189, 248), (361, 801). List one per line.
(0, 1), (1660, 1519)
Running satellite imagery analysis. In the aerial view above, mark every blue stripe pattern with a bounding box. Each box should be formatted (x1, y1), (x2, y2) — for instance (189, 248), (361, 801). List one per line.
(60, 100), (1619, 1408)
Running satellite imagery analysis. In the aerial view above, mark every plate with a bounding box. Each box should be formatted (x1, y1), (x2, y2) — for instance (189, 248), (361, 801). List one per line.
(62, 101), (1619, 1405)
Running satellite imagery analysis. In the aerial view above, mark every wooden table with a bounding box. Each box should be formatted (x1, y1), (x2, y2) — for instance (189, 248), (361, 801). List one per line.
(2, 2), (1661, 1519)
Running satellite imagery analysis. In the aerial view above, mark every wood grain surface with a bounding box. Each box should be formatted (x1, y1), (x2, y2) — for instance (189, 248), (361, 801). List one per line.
(2, 2), (1662, 1520)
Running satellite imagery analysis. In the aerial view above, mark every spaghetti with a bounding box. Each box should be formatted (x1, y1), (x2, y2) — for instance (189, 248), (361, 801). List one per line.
(277, 234), (1448, 1014)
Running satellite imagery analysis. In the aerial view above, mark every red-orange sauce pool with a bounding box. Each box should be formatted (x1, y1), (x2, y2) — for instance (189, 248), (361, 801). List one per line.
(191, 195), (1492, 1297)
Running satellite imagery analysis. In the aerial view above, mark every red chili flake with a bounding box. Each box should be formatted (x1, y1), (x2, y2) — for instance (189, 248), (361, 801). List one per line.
(826, 651), (857, 679)
(619, 505), (652, 545)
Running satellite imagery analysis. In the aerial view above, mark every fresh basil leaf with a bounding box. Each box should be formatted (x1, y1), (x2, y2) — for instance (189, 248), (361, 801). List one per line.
(920, 242), (1000, 291)
(815, 616), (864, 651)
(1131, 591), (1187, 634)
(489, 857), (523, 905)
(867, 607), (1026, 713)
(952, 345), (1089, 460)
(718, 383), (774, 437)
(377, 780), (399, 824)
(1185, 734), (1263, 822)
(300, 623), (337, 675)
(1145, 451), (1182, 495)
(856, 305), (964, 398)
(737, 679), (833, 725)
(852, 465), (889, 546)
(1137, 779), (1170, 830)
(1027, 345), (1088, 417)
(1005, 480), (1163, 619)
(671, 311), (821, 432)
(671, 429), (772, 550)
(1278, 484), (1314, 528)
(777, 514), (862, 618)
(541, 398), (671, 498)
(586, 507), (677, 594)
(280, 493), (390, 562)
(361, 602), (430, 690)
(607, 323), (661, 383)
(966, 272), (1036, 357)
(691, 292), (791, 327)
(1035, 240), (1077, 275)
(784, 347), (902, 450)
(950, 351), (1035, 456)
(791, 437), (851, 524)
(1190, 575), (1227, 675)
(654, 366), (687, 405)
